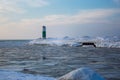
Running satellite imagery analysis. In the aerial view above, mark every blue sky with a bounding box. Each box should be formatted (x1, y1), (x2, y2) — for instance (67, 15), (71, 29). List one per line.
(0, 0), (120, 39)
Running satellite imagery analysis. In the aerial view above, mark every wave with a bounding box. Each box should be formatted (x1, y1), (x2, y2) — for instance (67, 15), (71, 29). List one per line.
(0, 70), (55, 80)
(0, 67), (104, 80)
(28, 36), (120, 48)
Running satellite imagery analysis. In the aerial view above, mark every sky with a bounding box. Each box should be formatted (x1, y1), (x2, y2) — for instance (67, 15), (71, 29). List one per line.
(0, 0), (120, 39)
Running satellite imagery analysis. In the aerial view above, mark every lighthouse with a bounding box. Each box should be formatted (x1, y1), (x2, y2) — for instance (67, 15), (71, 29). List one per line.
(42, 26), (46, 39)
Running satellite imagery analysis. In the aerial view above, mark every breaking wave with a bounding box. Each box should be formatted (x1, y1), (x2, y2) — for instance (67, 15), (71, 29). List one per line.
(29, 36), (120, 48)
(0, 67), (104, 80)
(0, 70), (55, 80)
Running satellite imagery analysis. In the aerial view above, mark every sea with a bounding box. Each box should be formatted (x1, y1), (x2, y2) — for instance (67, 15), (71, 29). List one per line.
(0, 36), (120, 80)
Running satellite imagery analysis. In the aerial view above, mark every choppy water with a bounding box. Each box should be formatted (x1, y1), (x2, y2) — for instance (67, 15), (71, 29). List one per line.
(0, 40), (120, 80)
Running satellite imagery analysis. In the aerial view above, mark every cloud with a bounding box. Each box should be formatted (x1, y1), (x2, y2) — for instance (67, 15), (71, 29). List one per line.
(24, 0), (49, 7)
(0, 0), (49, 14)
(1, 9), (120, 26)
(0, 1), (22, 13)
(6, 9), (120, 26)
(16, 9), (120, 26)
(1, 9), (120, 36)
(0, 16), (9, 23)
(0, 8), (120, 39)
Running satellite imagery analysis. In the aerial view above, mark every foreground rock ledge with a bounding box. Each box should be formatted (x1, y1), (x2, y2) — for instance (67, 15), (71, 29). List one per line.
(58, 67), (105, 80)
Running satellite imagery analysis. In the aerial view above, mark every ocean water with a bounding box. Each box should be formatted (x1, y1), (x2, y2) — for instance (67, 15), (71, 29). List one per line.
(0, 36), (120, 80)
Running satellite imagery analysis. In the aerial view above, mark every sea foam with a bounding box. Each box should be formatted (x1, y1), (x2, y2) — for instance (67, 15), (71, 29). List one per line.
(0, 70), (55, 80)
(29, 36), (120, 48)
(0, 67), (105, 80)
(58, 67), (105, 80)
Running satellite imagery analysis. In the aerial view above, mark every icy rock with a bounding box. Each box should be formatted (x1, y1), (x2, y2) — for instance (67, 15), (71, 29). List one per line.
(58, 67), (105, 80)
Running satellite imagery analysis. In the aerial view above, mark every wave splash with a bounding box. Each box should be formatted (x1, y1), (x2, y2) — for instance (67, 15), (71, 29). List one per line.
(0, 70), (55, 80)
(29, 36), (120, 48)
(0, 67), (105, 80)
